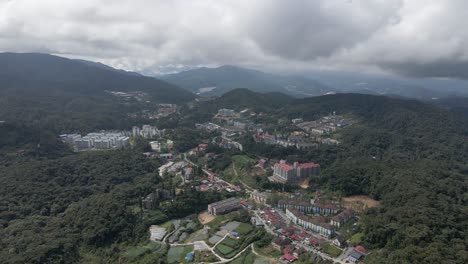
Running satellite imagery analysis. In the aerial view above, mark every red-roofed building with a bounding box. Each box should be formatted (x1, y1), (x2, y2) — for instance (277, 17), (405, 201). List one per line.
(355, 245), (368, 254)
(271, 160), (320, 184)
(196, 143), (208, 152)
(283, 246), (293, 255)
(282, 253), (298, 262)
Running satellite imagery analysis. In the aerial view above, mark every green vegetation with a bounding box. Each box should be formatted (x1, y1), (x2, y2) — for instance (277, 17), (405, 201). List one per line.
(216, 228), (268, 259)
(349, 233), (364, 246)
(167, 245), (193, 264)
(207, 210), (251, 234)
(160, 220), (174, 232)
(227, 92), (468, 263)
(229, 248), (255, 264)
(321, 243), (342, 258)
(216, 244), (236, 256)
(254, 245), (282, 258)
(222, 154), (264, 189)
(1, 81), (467, 264)
(234, 222), (254, 235)
(195, 250), (219, 263)
(222, 237), (240, 247)
(122, 242), (164, 262)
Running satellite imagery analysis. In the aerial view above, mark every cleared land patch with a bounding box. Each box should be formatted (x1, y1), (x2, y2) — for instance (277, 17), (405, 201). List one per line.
(342, 195), (379, 212)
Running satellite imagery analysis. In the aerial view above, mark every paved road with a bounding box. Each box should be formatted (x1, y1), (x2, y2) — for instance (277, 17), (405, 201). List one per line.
(170, 233), (230, 262)
(253, 210), (275, 235)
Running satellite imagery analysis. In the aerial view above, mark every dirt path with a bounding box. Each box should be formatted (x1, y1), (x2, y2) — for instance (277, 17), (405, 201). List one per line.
(251, 244), (278, 263)
(199, 212), (215, 225)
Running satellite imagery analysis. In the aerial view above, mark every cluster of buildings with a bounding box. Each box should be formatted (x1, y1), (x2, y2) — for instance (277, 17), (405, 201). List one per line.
(259, 207), (289, 230)
(295, 113), (352, 136)
(331, 208), (355, 228)
(60, 132), (129, 151)
(217, 108), (235, 117)
(277, 199), (339, 216)
(156, 104), (177, 116)
(286, 208), (335, 238)
(158, 161), (193, 180)
(207, 197), (241, 215)
(132, 125), (162, 138)
(277, 199), (355, 238)
(254, 132), (317, 150)
(250, 190), (270, 204)
(150, 139), (174, 152)
(107, 90), (148, 101)
(142, 188), (175, 210)
(195, 122), (221, 132)
(269, 160), (320, 184)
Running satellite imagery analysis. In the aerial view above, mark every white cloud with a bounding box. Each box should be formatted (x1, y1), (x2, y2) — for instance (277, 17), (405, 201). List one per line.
(1, 0), (468, 78)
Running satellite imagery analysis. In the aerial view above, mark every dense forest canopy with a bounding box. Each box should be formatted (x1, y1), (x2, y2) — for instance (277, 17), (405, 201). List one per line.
(185, 90), (468, 263)
(0, 85), (467, 263)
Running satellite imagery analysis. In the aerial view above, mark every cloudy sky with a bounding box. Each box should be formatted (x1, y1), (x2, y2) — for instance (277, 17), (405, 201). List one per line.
(1, 0), (468, 78)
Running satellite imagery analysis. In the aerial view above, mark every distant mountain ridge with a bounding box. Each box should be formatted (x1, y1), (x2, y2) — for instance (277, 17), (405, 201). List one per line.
(161, 64), (468, 101)
(0, 52), (195, 131)
(0, 52), (194, 102)
(161, 65), (336, 97)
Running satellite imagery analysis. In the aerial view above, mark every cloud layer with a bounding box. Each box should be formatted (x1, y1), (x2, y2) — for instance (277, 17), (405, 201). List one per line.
(1, 0), (468, 78)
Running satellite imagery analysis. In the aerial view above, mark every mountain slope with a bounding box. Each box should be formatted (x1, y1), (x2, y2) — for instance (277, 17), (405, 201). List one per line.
(161, 65), (335, 97)
(307, 70), (468, 100)
(0, 53), (195, 132)
(0, 53), (194, 101)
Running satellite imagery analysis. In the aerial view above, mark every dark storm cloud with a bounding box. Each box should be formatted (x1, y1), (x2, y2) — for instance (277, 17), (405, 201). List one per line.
(0, 0), (467, 80)
(243, 0), (401, 60)
(384, 61), (468, 79)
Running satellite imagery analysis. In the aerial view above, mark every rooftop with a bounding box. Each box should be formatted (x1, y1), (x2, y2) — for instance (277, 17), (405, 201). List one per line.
(298, 162), (320, 168)
(275, 163), (294, 171)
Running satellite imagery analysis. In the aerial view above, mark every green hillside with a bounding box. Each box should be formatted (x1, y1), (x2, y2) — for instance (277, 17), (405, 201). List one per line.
(0, 53), (195, 132)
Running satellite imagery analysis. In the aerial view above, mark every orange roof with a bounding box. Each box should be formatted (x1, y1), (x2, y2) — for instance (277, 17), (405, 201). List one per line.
(355, 245), (368, 253)
(275, 163), (294, 171)
(298, 162), (320, 168)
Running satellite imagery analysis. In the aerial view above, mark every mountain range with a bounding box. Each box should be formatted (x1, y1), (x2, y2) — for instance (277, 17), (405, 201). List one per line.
(0, 53), (194, 132)
(0, 52), (193, 102)
(161, 65), (468, 101)
(161, 65), (336, 97)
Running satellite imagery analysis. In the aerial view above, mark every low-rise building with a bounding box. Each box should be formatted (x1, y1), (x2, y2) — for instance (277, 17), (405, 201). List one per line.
(278, 200), (339, 216)
(286, 208), (335, 238)
(251, 191), (270, 204)
(331, 208), (354, 228)
(217, 108), (235, 117)
(272, 237), (292, 251)
(207, 197), (241, 215)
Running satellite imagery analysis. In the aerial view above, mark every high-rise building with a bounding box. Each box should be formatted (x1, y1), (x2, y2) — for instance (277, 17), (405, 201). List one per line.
(271, 160), (320, 184)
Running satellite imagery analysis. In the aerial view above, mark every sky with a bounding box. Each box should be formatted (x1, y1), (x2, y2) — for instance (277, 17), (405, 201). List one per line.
(1, 0), (468, 78)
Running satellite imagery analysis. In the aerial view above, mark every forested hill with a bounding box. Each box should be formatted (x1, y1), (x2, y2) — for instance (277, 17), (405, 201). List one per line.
(0, 53), (195, 132)
(189, 89), (468, 263)
(0, 53), (193, 101)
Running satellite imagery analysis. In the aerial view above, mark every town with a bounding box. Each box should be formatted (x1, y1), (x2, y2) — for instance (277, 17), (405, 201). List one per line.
(55, 105), (372, 263)
(57, 107), (370, 263)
